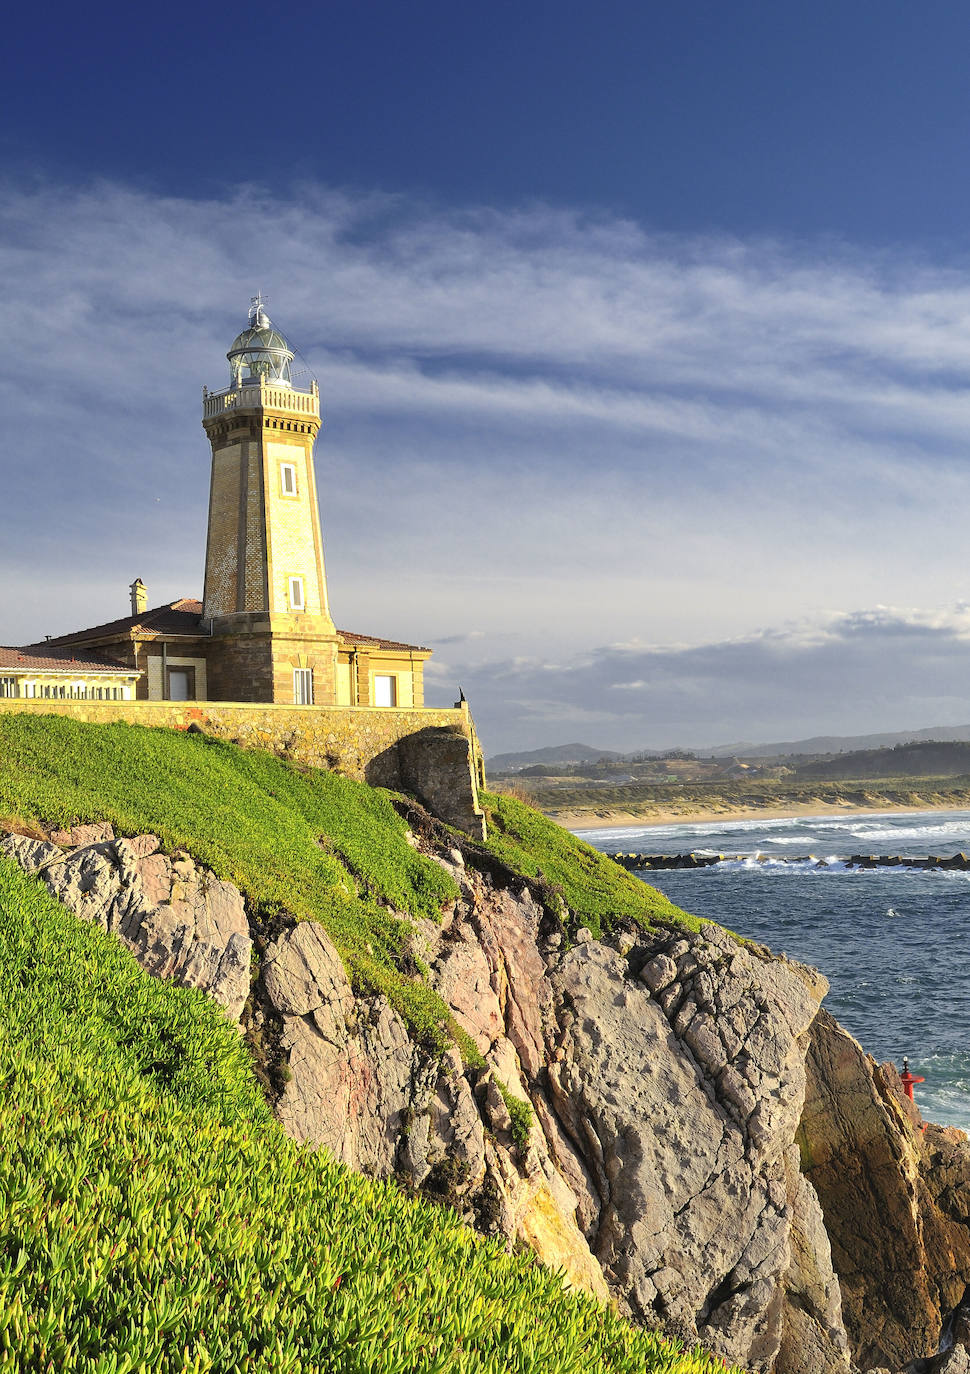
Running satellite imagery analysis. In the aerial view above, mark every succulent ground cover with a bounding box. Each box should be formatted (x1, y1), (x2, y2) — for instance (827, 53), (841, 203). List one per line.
(0, 716), (696, 1050)
(479, 790), (705, 936)
(0, 714), (460, 1047)
(0, 857), (738, 1373)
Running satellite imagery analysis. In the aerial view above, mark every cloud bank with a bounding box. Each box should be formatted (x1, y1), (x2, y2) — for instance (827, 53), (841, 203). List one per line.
(443, 605), (970, 753)
(3, 180), (970, 749)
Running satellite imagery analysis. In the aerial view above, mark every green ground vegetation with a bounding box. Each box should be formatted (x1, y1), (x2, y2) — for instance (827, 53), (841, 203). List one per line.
(0, 858), (738, 1373)
(0, 718), (699, 1045)
(480, 791), (706, 937)
(0, 714), (460, 1048)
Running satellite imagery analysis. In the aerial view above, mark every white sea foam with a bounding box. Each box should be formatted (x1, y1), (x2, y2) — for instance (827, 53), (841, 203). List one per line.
(711, 856), (849, 873)
(574, 814), (841, 845)
(918, 1059), (970, 1132)
(579, 809), (970, 860)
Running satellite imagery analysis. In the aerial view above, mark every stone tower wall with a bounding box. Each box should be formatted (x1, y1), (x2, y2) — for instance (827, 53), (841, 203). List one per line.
(263, 435), (329, 618)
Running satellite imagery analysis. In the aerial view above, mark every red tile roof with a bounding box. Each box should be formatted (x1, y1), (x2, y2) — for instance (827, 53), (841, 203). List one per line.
(0, 646), (138, 675)
(23, 598), (430, 655)
(27, 599), (207, 648)
(337, 630), (431, 653)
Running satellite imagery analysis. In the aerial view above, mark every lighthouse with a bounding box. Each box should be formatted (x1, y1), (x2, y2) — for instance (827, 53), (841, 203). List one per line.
(201, 297), (338, 703)
(26, 295), (433, 713)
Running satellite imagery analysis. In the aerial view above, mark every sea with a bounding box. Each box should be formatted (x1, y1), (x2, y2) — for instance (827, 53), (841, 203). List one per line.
(576, 809), (970, 1132)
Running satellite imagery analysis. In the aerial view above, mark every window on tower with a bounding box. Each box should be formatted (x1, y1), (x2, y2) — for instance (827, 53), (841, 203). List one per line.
(280, 463), (298, 497)
(288, 576), (305, 611)
(294, 668), (313, 705)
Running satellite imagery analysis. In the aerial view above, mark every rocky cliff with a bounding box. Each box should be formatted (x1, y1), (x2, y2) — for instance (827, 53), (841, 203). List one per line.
(5, 812), (970, 1374)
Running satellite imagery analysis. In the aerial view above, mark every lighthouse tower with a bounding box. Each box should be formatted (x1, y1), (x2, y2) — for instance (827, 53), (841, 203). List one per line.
(201, 297), (338, 703)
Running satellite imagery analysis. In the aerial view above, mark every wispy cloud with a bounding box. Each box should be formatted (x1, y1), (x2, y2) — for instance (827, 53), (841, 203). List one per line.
(3, 181), (970, 748)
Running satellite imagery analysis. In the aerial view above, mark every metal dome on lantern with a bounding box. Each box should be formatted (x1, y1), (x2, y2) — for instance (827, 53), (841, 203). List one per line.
(226, 293), (295, 387)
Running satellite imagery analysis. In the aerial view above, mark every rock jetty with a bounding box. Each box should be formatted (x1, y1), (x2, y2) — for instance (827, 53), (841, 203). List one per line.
(612, 850), (970, 871)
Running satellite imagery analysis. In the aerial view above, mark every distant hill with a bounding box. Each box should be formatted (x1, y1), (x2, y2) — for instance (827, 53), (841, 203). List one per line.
(795, 739), (970, 781)
(486, 742), (623, 772)
(704, 725), (970, 758)
(489, 725), (970, 771)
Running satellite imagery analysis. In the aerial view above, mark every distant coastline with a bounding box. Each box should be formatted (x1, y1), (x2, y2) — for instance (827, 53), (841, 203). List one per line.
(544, 793), (970, 833)
(491, 744), (970, 835)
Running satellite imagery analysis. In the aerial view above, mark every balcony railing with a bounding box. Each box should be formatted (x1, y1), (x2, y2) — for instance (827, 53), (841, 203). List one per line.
(203, 378), (320, 421)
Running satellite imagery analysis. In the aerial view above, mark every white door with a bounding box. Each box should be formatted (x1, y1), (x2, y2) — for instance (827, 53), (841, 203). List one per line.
(373, 674), (397, 707)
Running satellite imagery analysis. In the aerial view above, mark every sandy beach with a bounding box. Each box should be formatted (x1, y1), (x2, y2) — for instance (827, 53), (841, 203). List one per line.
(551, 799), (970, 833)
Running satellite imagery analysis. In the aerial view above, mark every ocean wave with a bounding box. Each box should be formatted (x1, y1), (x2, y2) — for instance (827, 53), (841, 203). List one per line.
(920, 1093), (970, 1132)
(918, 1063), (970, 1132)
(580, 809), (970, 854)
(700, 860), (970, 879)
(575, 813), (863, 845)
(710, 856), (849, 873)
(851, 827), (970, 847)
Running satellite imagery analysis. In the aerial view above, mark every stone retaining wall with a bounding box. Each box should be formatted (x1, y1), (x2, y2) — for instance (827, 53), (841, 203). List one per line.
(0, 699), (486, 838)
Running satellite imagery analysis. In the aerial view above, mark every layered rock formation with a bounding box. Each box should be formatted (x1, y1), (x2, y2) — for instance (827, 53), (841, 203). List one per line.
(800, 1010), (970, 1373)
(5, 818), (970, 1373)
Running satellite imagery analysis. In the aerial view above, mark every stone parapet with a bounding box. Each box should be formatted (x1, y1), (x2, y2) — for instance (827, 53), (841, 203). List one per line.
(0, 699), (486, 838)
(202, 378), (320, 422)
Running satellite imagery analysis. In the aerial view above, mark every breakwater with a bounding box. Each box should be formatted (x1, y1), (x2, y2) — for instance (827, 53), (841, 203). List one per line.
(611, 850), (970, 871)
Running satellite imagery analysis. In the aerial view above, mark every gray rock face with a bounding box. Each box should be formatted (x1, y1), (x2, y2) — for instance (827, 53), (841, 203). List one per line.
(0, 830), (251, 1020)
(540, 926), (843, 1373)
(252, 887), (609, 1299)
(777, 1163), (850, 1374)
(268, 920), (416, 1176)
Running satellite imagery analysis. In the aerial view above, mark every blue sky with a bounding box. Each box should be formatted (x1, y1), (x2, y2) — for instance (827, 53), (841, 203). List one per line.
(10, 2), (970, 243)
(6, 4), (970, 752)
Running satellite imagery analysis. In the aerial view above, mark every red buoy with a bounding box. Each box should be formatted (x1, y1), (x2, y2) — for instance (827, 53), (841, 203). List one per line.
(900, 1056), (925, 1102)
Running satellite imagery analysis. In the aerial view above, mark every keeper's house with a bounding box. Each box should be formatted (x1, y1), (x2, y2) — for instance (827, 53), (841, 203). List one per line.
(2, 299), (430, 708)
(0, 646), (140, 702)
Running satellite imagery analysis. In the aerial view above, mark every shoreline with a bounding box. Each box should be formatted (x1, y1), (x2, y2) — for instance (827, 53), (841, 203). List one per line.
(551, 799), (970, 833)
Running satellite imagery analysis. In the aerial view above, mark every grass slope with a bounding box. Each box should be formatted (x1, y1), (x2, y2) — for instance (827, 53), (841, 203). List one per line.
(0, 714), (460, 1047)
(0, 718), (699, 1047)
(0, 858), (736, 1373)
(480, 792), (706, 936)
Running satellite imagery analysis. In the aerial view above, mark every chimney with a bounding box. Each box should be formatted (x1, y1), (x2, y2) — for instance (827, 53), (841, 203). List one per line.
(130, 579), (147, 617)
